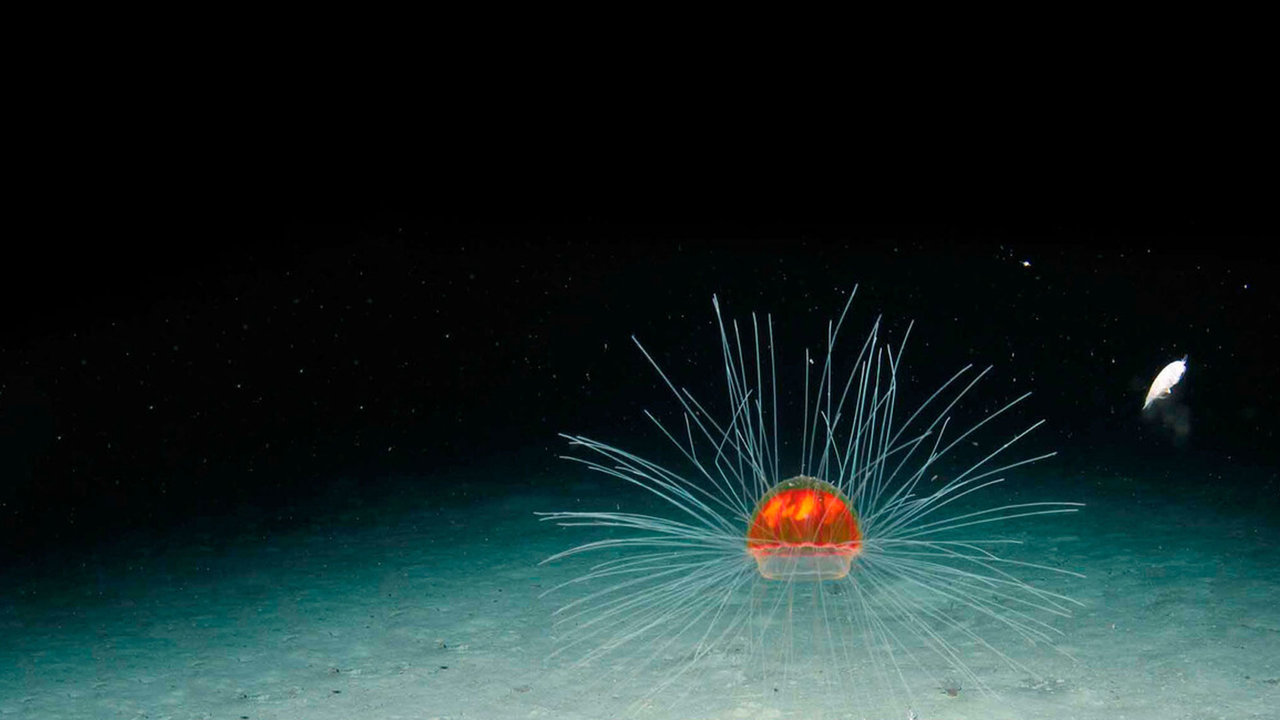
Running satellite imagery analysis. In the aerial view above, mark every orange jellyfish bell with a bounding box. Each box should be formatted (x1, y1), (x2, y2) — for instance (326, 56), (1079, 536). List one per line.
(746, 476), (862, 581)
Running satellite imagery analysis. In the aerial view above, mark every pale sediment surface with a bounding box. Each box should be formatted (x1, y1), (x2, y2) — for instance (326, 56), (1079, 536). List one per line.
(1, 466), (1276, 720)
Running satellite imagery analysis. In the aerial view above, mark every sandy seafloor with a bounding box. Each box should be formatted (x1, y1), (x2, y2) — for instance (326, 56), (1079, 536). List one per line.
(2, 458), (1277, 720)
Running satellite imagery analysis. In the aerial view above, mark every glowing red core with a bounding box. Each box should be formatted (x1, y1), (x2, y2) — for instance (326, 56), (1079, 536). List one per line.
(746, 476), (861, 580)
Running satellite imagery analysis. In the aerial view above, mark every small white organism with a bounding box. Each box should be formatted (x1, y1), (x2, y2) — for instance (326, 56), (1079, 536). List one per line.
(1143, 356), (1188, 410)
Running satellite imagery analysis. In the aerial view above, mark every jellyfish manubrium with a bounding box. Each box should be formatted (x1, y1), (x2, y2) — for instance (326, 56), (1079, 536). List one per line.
(539, 289), (1082, 718)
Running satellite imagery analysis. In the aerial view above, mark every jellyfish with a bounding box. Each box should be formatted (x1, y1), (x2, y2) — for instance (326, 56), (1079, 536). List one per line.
(539, 289), (1083, 718)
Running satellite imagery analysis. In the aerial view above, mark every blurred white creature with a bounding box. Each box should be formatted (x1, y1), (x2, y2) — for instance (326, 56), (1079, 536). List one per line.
(1143, 356), (1188, 410)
